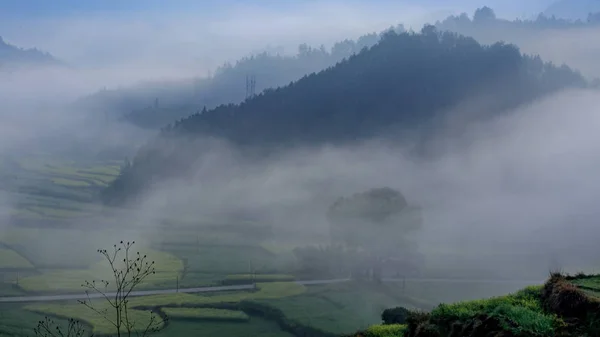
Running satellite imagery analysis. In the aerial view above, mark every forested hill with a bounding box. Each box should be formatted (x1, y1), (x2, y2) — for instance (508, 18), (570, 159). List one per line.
(102, 27), (586, 205)
(437, 6), (600, 33)
(0, 36), (59, 67)
(77, 26), (403, 129)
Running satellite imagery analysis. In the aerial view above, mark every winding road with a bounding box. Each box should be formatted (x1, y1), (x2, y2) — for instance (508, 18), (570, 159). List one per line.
(0, 277), (542, 303)
(0, 278), (352, 303)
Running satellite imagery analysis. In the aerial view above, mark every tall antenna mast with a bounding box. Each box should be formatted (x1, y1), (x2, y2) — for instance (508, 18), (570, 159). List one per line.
(245, 74), (257, 100)
(246, 75), (249, 100)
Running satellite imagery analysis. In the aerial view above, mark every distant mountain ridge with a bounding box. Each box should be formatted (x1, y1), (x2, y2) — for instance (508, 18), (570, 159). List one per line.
(544, 0), (600, 20)
(77, 25), (405, 129)
(102, 27), (587, 205)
(0, 36), (59, 67)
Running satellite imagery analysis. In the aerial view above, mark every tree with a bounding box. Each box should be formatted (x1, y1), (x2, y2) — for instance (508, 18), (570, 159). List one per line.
(292, 244), (351, 278)
(34, 318), (87, 337)
(327, 187), (422, 281)
(473, 6), (496, 23)
(34, 241), (167, 337)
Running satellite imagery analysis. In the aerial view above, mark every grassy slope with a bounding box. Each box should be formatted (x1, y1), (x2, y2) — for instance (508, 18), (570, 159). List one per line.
(352, 273), (600, 337)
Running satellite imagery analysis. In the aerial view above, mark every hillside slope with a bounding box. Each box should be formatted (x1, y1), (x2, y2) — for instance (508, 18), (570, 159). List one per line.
(102, 27), (586, 205)
(349, 273), (600, 337)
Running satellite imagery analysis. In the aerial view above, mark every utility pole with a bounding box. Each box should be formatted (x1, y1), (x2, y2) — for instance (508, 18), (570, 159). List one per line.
(245, 74), (256, 100)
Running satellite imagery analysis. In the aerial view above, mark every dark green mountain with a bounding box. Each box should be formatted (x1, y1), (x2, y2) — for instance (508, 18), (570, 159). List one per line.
(102, 27), (586, 205)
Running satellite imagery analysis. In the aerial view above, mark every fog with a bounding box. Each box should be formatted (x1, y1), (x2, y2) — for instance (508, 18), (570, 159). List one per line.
(0, 0), (599, 298)
(119, 87), (600, 281)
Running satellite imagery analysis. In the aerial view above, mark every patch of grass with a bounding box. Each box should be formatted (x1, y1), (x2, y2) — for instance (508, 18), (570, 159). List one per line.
(429, 286), (545, 323)
(0, 247), (34, 269)
(130, 282), (305, 307)
(363, 324), (407, 337)
(161, 307), (249, 321)
(153, 317), (293, 337)
(400, 285), (557, 337)
(0, 304), (81, 337)
(51, 178), (91, 188)
(572, 275), (600, 291)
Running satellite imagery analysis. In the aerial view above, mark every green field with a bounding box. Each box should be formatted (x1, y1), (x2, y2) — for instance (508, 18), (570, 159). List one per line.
(162, 308), (250, 321)
(0, 306), (81, 337)
(19, 248), (183, 292)
(257, 282), (420, 335)
(153, 318), (293, 337)
(1, 153), (599, 337)
(25, 282), (306, 335)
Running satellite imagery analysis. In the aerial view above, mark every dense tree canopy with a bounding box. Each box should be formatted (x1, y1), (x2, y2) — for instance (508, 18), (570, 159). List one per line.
(102, 27), (587, 205)
(327, 187), (421, 252)
(326, 187), (423, 281)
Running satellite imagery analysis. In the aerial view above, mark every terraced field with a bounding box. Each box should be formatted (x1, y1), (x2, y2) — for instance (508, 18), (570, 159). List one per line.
(24, 282), (306, 335)
(571, 275), (600, 298)
(2, 154), (599, 337)
(19, 248), (183, 293)
(162, 308), (250, 321)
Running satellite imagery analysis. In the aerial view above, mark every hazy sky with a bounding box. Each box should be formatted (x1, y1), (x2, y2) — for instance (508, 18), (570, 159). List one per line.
(0, 0), (555, 70)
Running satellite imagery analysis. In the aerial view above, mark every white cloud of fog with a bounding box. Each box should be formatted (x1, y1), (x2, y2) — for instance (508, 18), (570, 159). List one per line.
(517, 27), (600, 79)
(0, 0), (599, 280)
(131, 88), (600, 278)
